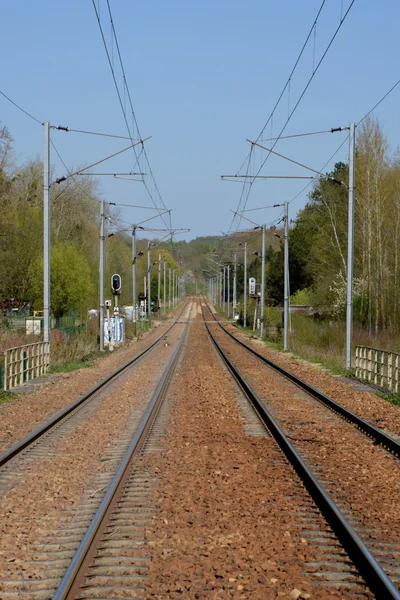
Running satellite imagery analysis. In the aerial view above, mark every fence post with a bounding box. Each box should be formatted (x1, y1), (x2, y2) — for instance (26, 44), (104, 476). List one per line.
(3, 353), (7, 391)
(388, 352), (393, 391)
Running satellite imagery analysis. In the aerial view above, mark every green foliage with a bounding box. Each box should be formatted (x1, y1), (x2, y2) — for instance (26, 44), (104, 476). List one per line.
(377, 392), (400, 407)
(31, 242), (95, 317)
(290, 288), (312, 305)
(0, 390), (19, 404)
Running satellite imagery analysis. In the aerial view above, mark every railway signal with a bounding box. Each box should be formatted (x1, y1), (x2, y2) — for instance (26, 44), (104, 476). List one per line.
(111, 274), (121, 295)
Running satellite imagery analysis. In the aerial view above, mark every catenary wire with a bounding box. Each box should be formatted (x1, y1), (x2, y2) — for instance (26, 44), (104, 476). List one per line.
(0, 89), (43, 125)
(229, 0), (356, 237)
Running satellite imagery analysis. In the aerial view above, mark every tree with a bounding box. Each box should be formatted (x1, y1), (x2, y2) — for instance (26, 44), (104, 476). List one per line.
(31, 242), (95, 317)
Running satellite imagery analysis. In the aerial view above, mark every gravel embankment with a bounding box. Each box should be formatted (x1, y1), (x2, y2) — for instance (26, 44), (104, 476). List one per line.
(231, 324), (400, 439)
(0, 322), (187, 589)
(0, 315), (179, 452)
(214, 325), (400, 546)
(145, 318), (356, 599)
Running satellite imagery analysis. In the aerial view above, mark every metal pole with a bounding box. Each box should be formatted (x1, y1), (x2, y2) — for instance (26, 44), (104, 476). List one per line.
(43, 121), (50, 344)
(169, 268), (171, 310)
(132, 226), (137, 338)
(233, 253), (237, 314)
(172, 270), (175, 307)
(227, 265), (230, 318)
(284, 202), (289, 350)
(244, 242), (247, 327)
(147, 242), (152, 328)
(157, 253), (161, 316)
(219, 270), (222, 306)
(163, 261), (166, 316)
(260, 225), (266, 338)
(99, 198), (105, 351)
(223, 267), (226, 312)
(346, 122), (356, 369)
(144, 276), (147, 318)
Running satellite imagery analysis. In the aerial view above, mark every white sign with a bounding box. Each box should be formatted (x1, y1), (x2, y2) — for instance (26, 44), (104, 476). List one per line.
(104, 316), (125, 346)
(249, 277), (256, 296)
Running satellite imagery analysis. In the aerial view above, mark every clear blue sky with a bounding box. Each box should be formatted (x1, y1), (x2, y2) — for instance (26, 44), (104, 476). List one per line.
(1, 1), (400, 240)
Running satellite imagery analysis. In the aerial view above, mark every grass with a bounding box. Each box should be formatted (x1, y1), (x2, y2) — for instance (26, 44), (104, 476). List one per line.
(49, 349), (105, 374)
(377, 391), (400, 407)
(0, 390), (19, 404)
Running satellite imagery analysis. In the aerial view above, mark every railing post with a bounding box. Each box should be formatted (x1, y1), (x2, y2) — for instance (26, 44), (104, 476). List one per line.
(388, 352), (393, 391)
(4, 351), (8, 391)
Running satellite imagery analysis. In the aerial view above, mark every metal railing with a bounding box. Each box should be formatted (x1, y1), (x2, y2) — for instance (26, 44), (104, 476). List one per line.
(3, 342), (50, 391)
(355, 345), (400, 392)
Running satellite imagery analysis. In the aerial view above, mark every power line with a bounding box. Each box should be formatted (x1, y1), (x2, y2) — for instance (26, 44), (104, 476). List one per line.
(105, 0), (172, 230)
(286, 76), (400, 208)
(229, 0), (356, 236)
(0, 89), (43, 125)
(358, 78), (400, 125)
(260, 127), (346, 142)
(50, 140), (103, 205)
(91, 1), (171, 230)
(53, 125), (140, 141)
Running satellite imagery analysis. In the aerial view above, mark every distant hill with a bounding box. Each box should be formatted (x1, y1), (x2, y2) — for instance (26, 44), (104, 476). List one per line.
(170, 230), (283, 278)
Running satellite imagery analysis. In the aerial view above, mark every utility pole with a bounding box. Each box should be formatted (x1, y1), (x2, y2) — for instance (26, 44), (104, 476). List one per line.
(227, 265), (230, 318)
(260, 225), (266, 338)
(163, 261), (166, 316)
(244, 242), (247, 327)
(99, 198), (105, 351)
(223, 267), (226, 312)
(147, 241), (152, 328)
(43, 121), (50, 345)
(346, 122), (356, 370)
(132, 226), (137, 338)
(219, 270), (222, 306)
(169, 268), (171, 310)
(172, 270), (175, 307)
(233, 254), (237, 316)
(157, 253), (161, 316)
(144, 276), (147, 317)
(284, 202), (289, 351)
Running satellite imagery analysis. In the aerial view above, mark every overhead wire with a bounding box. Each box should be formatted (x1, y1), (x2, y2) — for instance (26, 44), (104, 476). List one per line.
(0, 89), (43, 125)
(286, 75), (400, 207)
(228, 0), (356, 238)
(91, 0), (171, 230)
(226, 0), (330, 240)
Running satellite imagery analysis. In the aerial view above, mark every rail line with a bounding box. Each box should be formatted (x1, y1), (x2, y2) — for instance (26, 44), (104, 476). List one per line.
(202, 298), (400, 456)
(52, 304), (191, 599)
(201, 299), (400, 599)
(0, 302), (189, 469)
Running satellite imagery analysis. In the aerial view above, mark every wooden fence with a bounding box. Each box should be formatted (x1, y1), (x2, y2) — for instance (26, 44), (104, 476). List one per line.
(355, 345), (400, 392)
(3, 342), (50, 391)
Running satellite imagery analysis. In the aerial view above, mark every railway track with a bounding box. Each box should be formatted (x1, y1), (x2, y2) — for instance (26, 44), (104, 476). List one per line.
(202, 298), (400, 456)
(201, 299), (400, 599)
(0, 301), (189, 469)
(2, 298), (399, 598)
(0, 302), (192, 599)
(50, 307), (191, 599)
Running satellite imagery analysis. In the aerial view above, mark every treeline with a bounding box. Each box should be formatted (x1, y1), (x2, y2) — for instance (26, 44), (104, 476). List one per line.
(0, 125), (180, 317)
(267, 117), (400, 333)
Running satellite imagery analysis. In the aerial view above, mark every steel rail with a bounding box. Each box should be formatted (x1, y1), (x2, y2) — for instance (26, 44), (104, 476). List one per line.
(54, 307), (190, 600)
(201, 304), (400, 600)
(0, 302), (188, 468)
(203, 299), (400, 457)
